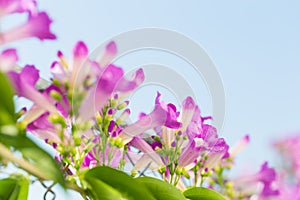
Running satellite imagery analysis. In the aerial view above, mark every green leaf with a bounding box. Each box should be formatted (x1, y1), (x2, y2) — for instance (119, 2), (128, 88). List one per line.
(0, 72), (15, 126)
(0, 134), (65, 187)
(0, 175), (29, 200)
(15, 176), (29, 200)
(85, 176), (123, 200)
(183, 187), (226, 200)
(0, 178), (18, 200)
(135, 177), (186, 200)
(84, 166), (155, 200)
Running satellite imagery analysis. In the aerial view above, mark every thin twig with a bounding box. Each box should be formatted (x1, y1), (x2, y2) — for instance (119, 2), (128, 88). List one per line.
(0, 143), (49, 180)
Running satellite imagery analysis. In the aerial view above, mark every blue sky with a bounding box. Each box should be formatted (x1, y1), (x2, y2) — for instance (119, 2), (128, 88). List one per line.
(3, 1), (300, 199)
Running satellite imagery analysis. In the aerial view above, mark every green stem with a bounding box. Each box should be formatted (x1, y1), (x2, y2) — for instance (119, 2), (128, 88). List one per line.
(101, 135), (107, 166)
(174, 174), (180, 186)
(66, 181), (87, 199)
(194, 168), (198, 187)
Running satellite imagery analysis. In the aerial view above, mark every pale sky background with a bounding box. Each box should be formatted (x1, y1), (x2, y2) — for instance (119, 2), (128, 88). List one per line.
(2, 0), (300, 199)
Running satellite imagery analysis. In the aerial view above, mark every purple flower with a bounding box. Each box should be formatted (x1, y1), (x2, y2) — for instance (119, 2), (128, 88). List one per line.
(69, 41), (89, 89)
(97, 41), (117, 68)
(82, 152), (97, 169)
(8, 65), (57, 120)
(0, 12), (56, 45)
(155, 92), (182, 129)
(50, 61), (68, 84)
(125, 94), (228, 176)
(177, 137), (205, 169)
(0, 49), (18, 72)
(232, 162), (279, 198)
(78, 63), (144, 120)
(51, 41), (99, 91)
(129, 137), (165, 172)
(117, 97), (181, 145)
(50, 41), (144, 121)
(0, 0), (37, 17)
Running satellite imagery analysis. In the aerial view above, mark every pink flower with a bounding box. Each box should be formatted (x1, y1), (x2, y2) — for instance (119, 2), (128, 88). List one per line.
(27, 112), (70, 145)
(126, 95), (228, 176)
(8, 65), (57, 123)
(0, 12), (56, 45)
(155, 92), (182, 129)
(0, 49), (18, 72)
(277, 175), (300, 200)
(69, 41), (89, 90)
(97, 40), (118, 68)
(278, 185), (300, 200)
(49, 41), (144, 121)
(232, 162), (279, 198)
(79, 64), (144, 120)
(51, 41), (98, 90)
(275, 134), (300, 180)
(117, 94), (182, 145)
(129, 136), (165, 170)
(229, 134), (250, 158)
(0, 0), (37, 17)
(178, 124), (229, 170)
(50, 61), (68, 83)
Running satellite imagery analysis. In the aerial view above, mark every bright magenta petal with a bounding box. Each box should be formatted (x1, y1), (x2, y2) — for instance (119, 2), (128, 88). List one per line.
(0, 12), (56, 44)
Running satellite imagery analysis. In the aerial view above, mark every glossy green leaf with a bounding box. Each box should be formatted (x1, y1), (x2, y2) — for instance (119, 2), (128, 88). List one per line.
(0, 72), (15, 126)
(183, 187), (226, 200)
(85, 176), (123, 200)
(0, 178), (18, 200)
(135, 177), (186, 200)
(0, 175), (29, 200)
(84, 166), (155, 200)
(0, 134), (65, 187)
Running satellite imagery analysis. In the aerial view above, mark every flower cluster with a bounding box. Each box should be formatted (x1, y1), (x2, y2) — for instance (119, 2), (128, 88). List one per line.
(0, 1), (284, 199)
(8, 38), (280, 198)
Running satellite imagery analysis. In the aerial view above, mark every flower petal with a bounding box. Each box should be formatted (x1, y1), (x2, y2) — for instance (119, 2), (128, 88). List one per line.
(178, 96), (196, 131)
(0, 49), (18, 72)
(97, 41), (117, 68)
(0, 12), (56, 44)
(8, 65), (57, 114)
(0, 0), (37, 17)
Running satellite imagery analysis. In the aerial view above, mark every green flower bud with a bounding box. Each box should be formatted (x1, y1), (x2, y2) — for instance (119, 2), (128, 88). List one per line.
(52, 79), (61, 87)
(48, 114), (66, 128)
(158, 166), (167, 174)
(50, 90), (62, 101)
(131, 170), (137, 177)
(117, 101), (129, 110)
(74, 137), (81, 146)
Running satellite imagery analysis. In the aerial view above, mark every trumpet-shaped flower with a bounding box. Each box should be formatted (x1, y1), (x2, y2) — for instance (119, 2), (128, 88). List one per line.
(117, 97), (181, 145)
(0, 0), (37, 17)
(231, 162), (279, 198)
(8, 65), (57, 117)
(127, 93), (228, 184)
(0, 12), (56, 45)
(79, 64), (143, 121)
